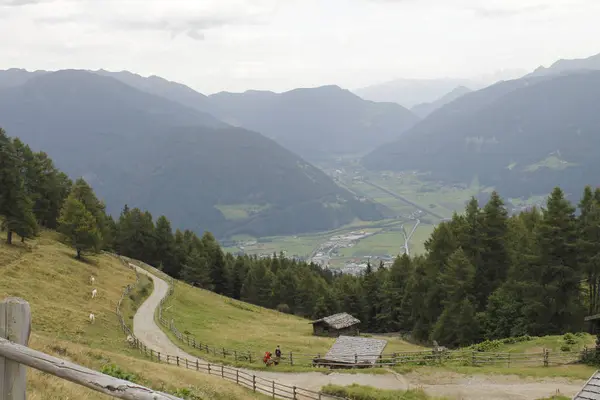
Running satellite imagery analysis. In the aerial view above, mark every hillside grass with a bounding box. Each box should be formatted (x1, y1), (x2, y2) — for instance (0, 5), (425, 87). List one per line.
(159, 279), (427, 371)
(322, 384), (447, 400)
(0, 230), (268, 399)
(323, 382), (570, 400)
(469, 334), (596, 354)
(394, 364), (598, 381)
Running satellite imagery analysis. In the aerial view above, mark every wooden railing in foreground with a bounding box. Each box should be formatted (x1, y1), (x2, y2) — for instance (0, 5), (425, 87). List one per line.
(0, 297), (183, 400)
(115, 256), (346, 400)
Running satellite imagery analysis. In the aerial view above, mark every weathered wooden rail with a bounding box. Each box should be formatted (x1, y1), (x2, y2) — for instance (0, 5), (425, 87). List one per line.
(0, 297), (184, 400)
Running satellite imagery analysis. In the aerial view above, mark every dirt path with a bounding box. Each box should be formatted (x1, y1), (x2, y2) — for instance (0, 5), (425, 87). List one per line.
(132, 267), (586, 400)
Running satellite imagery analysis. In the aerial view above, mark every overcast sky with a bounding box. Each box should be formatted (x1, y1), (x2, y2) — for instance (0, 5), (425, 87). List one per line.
(1, 0), (599, 94)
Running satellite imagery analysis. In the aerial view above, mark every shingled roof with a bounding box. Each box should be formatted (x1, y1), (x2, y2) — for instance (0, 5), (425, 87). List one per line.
(574, 370), (600, 400)
(310, 313), (360, 330)
(321, 335), (388, 365)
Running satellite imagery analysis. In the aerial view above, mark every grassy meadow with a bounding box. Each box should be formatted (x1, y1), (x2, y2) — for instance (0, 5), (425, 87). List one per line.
(159, 279), (427, 369)
(0, 230), (269, 399)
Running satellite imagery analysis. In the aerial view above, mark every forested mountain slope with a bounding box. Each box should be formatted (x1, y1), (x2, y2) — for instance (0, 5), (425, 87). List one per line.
(0, 70), (386, 238)
(208, 85), (420, 161)
(364, 71), (600, 199)
(1, 69), (419, 162)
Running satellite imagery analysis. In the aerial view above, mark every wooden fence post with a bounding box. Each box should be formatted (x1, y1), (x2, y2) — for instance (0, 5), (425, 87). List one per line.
(252, 375), (256, 392)
(1, 297), (32, 400)
(272, 381), (275, 398)
(293, 386), (297, 400)
(543, 348), (549, 367)
(196, 359), (199, 371)
(221, 365), (224, 378)
(289, 352), (293, 366)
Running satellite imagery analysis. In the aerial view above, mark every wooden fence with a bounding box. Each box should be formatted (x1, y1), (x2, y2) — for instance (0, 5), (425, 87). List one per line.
(0, 297), (184, 400)
(116, 256), (346, 400)
(149, 265), (588, 369)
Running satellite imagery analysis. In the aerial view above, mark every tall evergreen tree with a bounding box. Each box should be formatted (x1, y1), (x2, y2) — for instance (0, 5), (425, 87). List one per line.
(0, 130), (36, 244)
(58, 195), (102, 259)
(476, 191), (509, 310)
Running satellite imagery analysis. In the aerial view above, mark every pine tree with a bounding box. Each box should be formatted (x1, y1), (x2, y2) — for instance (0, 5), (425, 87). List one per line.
(70, 178), (111, 249)
(58, 196), (102, 259)
(577, 187), (600, 315)
(431, 248), (477, 346)
(0, 130), (36, 244)
(181, 249), (213, 290)
(155, 215), (176, 272)
(476, 191), (509, 310)
(241, 262), (274, 307)
(532, 187), (582, 333)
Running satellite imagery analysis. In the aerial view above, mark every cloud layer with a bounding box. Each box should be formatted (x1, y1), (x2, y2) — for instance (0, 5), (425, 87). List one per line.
(0, 0), (599, 93)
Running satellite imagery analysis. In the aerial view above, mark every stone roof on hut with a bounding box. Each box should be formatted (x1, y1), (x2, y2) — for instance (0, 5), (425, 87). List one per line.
(310, 313), (360, 330)
(322, 336), (388, 365)
(574, 370), (600, 400)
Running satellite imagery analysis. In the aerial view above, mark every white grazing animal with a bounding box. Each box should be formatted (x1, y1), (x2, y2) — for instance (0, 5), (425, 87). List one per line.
(91, 288), (97, 298)
(126, 335), (135, 346)
(90, 276), (95, 284)
(89, 313), (95, 323)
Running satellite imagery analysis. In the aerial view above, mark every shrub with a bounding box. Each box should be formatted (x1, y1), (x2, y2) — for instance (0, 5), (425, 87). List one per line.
(100, 364), (140, 383)
(172, 387), (202, 399)
(276, 303), (291, 314)
(472, 340), (502, 352)
(560, 344), (572, 352)
(563, 333), (578, 346)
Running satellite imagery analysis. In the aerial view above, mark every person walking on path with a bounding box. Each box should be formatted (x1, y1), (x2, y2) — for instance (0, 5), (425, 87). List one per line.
(274, 345), (282, 365)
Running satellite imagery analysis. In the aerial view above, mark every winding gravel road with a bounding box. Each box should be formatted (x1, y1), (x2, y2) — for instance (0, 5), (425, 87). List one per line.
(132, 266), (586, 400)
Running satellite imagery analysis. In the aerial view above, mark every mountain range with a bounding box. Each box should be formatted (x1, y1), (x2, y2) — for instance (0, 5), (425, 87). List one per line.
(410, 86), (472, 118)
(363, 69), (600, 200)
(0, 69), (389, 238)
(207, 87), (419, 161)
(528, 52), (600, 78)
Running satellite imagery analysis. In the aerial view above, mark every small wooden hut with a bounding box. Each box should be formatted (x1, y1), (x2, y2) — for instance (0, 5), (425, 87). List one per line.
(310, 313), (360, 337)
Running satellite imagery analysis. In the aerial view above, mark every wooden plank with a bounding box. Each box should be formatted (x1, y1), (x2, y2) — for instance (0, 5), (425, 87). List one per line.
(1, 297), (31, 400)
(0, 338), (182, 400)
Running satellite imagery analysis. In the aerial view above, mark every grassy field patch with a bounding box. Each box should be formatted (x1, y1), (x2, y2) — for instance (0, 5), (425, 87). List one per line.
(216, 204), (271, 221)
(524, 156), (576, 172)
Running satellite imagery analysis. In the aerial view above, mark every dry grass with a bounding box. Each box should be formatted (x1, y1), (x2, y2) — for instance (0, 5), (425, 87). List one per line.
(27, 335), (269, 399)
(394, 364), (598, 381)
(0, 230), (268, 399)
(159, 278), (426, 370)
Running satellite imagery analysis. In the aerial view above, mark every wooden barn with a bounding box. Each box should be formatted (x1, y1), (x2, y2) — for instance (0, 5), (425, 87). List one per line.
(312, 335), (388, 368)
(310, 312), (360, 337)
